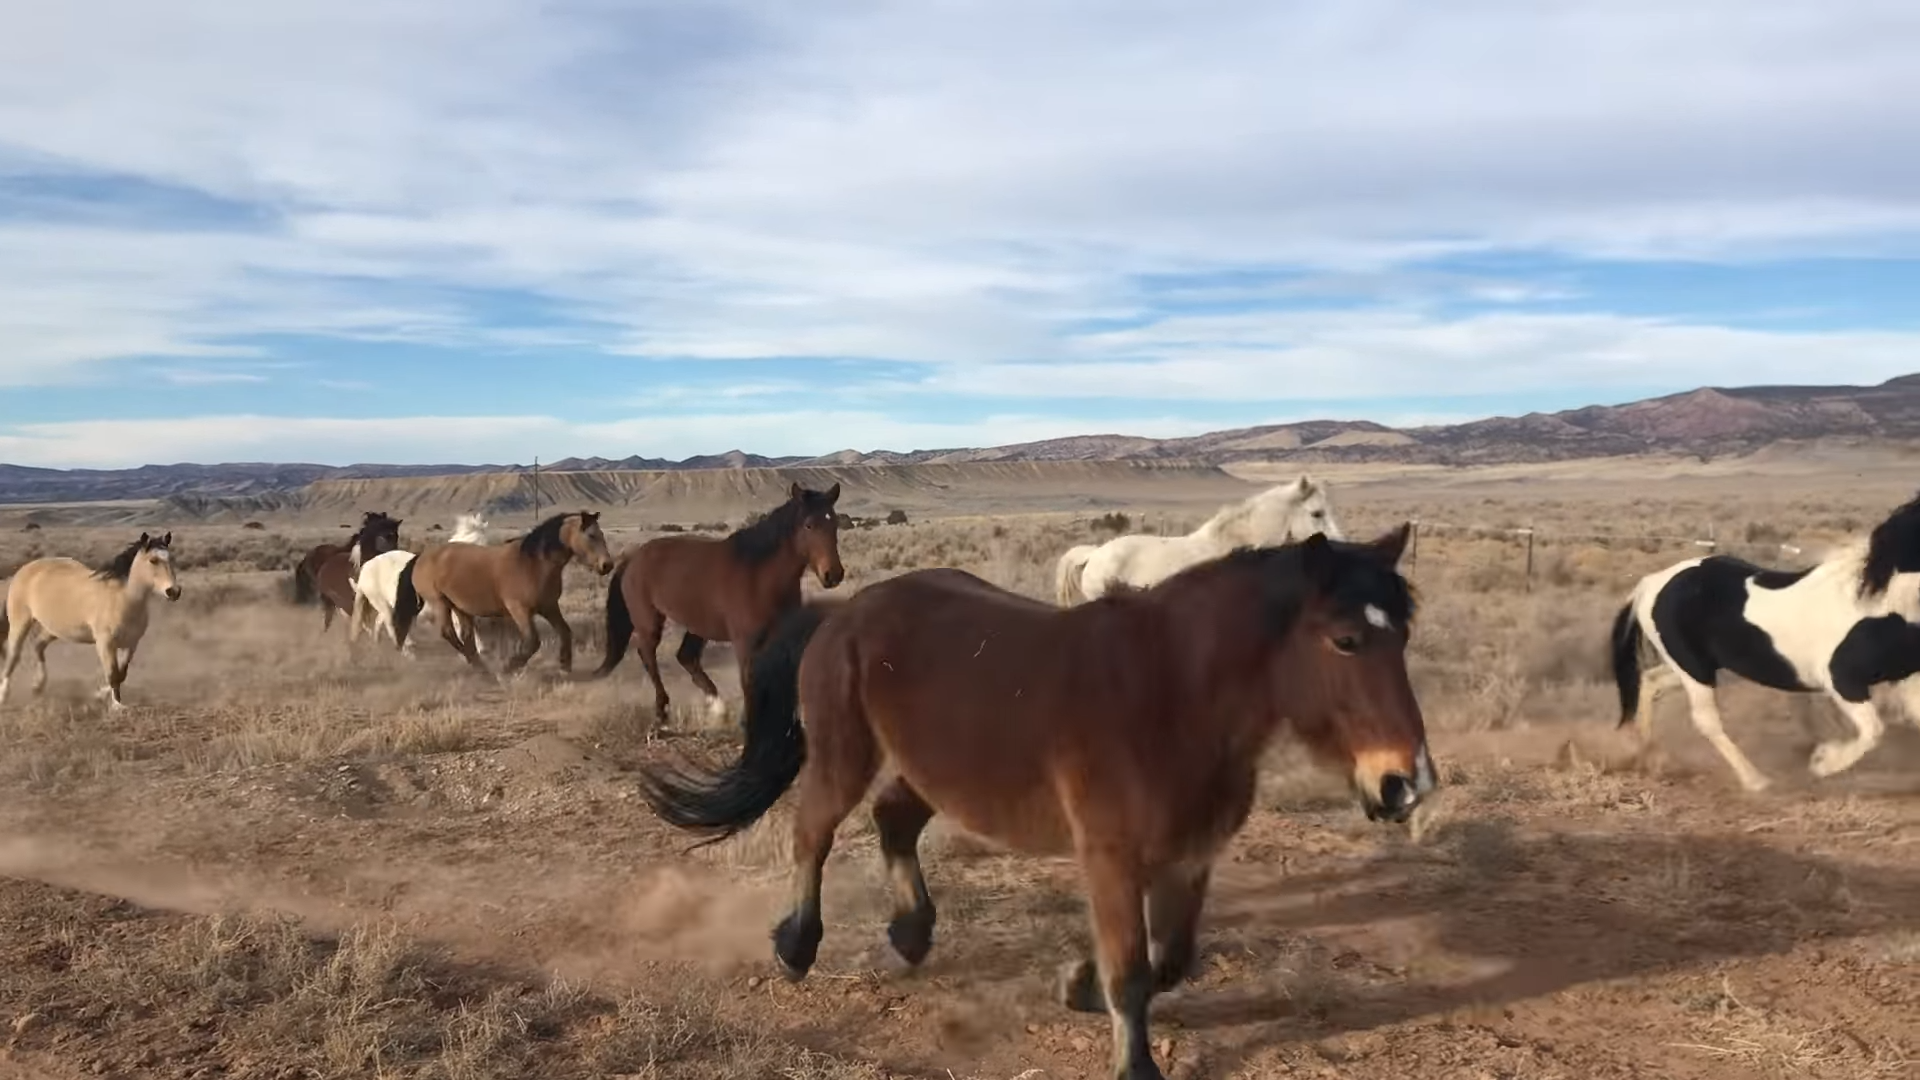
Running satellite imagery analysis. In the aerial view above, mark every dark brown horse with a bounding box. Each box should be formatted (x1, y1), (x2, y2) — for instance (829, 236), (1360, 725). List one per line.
(637, 526), (1432, 1080)
(591, 482), (845, 723)
(394, 510), (615, 676)
(297, 513), (403, 635)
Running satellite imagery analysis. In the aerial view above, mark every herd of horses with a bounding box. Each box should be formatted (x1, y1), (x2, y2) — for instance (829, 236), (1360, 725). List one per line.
(4, 479), (1920, 1079)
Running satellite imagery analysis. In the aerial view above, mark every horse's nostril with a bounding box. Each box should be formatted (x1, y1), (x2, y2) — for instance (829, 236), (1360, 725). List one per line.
(1380, 773), (1415, 811)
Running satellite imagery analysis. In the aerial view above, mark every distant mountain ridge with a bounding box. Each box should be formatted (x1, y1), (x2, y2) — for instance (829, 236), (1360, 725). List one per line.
(5, 374), (1919, 505)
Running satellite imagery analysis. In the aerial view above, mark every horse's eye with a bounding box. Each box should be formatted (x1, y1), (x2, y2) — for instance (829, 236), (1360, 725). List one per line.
(1331, 634), (1360, 654)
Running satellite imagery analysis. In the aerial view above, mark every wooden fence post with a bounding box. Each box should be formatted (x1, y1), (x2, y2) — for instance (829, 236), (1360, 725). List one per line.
(1523, 526), (1536, 592)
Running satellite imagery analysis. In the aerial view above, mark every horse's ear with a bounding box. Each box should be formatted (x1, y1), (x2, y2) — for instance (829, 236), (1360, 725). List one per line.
(789, 481), (803, 500)
(160, 531), (172, 547)
(1298, 531), (1336, 583)
(137, 531), (150, 547)
(1370, 522), (1412, 567)
(824, 482), (841, 505)
(583, 511), (600, 524)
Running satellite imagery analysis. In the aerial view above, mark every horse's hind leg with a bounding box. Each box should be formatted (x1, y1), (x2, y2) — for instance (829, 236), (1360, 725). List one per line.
(93, 639), (126, 710)
(30, 635), (53, 695)
(1679, 680), (1771, 792)
(773, 716), (880, 980)
(433, 600), (487, 670)
(675, 631), (725, 720)
(0, 617), (32, 704)
(632, 603), (672, 722)
(871, 777), (937, 967)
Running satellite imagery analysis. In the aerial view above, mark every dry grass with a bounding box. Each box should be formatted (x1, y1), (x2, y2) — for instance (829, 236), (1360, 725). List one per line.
(0, 477), (1916, 1079)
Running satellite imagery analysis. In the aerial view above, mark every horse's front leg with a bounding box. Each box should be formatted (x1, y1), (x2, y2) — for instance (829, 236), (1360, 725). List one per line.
(500, 603), (541, 678)
(93, 638), (126, 710)
(538, 602), (573, 673)
(1063, 845), (1162, 1080)
(0, 617), (31, 704)
(1811, 694), (1888, 778)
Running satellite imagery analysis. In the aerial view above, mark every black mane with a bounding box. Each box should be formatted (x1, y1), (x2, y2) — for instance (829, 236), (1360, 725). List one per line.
(519, 512), (581, 557)
(1212, 537), (1418, 639)
(728, 488), (833, 565)
(1860, 489), (1920, 598)
(93, 533), (167, 582)
(348, 514), (401, 562)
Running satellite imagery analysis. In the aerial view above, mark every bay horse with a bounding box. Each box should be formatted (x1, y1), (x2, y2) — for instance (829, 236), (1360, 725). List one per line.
(306, 513), (404, 638)
(591, 482), (845, 723)
(393, 510), (615, 676)
(1055, 475), (1344, 605)
(1, 532), (182, 710)
(1611, 490), (1920, 792)
(291, 511), (400, 606)
(637, 525), (1431, 1080)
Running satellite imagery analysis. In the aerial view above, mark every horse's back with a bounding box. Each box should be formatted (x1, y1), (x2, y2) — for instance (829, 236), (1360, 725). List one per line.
(5, 558), (104, 635)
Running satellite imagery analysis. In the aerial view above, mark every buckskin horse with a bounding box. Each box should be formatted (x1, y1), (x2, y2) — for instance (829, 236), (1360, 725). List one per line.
(393, 510), (615, 676)
(637, 525), (1433, 1080)
(1, 532), (182, 710)
(591, 482), (845, 723)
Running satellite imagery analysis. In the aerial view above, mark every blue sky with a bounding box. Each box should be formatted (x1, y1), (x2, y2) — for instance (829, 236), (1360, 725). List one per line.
(5, 1), (1920, 468)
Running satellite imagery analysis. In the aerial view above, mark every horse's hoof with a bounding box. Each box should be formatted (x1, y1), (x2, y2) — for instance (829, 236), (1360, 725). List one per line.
(1808, 741), (1855, 778)
(771, 913), (822, 980)
(886, 906), (937, 967)
(1056, 958), (1105, 1013)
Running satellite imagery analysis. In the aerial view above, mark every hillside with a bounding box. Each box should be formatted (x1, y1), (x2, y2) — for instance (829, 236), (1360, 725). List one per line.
(5, 374), (1920, 506)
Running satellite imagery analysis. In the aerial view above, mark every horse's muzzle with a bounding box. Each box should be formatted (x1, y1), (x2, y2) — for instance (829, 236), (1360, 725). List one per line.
(1362, 772), (1420, 823)
(819, 566), (846, 589)
(165, 586), (182, 601)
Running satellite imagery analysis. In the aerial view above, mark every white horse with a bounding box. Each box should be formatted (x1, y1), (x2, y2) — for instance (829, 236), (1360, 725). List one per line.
(1, 532), (181, 709)
(1611, 490), (1920, 792)
(351, 513), (491, 654)
(1054, 475), (1344, 605)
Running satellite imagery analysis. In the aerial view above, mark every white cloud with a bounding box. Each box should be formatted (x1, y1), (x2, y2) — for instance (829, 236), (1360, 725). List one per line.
(3, 0), (1920, 400)
(0, 411), (1235, 470)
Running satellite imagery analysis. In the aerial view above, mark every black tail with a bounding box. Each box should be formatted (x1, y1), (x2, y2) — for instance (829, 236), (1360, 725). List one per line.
(291, 559), (317, 605)
(392, 557), (424, 646)
(1610, 601), (1643, 728)
(590, 564), (633, 678)
(635, 603), (831, 848)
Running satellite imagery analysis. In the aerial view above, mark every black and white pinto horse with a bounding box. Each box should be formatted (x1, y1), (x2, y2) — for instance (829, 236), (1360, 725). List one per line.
(1611, 492), (1920, 792)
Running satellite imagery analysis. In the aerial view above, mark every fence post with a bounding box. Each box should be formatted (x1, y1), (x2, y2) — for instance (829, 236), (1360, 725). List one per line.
(1523, 526), (1536, 592)
(1407, 519), (1420, 574)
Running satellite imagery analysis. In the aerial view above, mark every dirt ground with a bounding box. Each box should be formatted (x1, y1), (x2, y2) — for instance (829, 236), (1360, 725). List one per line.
(0, 463), (1915, 1080)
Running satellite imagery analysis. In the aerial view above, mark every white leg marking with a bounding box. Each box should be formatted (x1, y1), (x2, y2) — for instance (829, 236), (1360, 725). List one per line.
(1680, 681), (1772, 792)
(1810, 696), (1887, 778)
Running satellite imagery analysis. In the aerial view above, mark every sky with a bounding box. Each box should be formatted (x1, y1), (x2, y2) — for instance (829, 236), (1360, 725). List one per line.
(5, 1), (1920, 469)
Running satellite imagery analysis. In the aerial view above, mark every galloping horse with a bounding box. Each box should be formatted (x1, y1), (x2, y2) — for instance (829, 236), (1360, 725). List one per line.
(352, 513), (490, 653)
(304, 514), (404, 637)
(1612, 490), (1920, 791)
(292, 511), (400, 606)
(591, 482), (845, 723)
(638, 525), (1431, 1080)
(1055, 475), (1343, 605)
(394, 510), (614, 676)
(1, 532), (182, 709)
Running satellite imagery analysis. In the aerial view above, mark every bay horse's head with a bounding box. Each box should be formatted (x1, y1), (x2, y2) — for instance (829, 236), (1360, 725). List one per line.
(1266, 523), (1431, 823)
(788, 482), (845, 588)
(563, 511), (616, 575)
(350, 513), (403, 568)
(101, 531), (181, 602)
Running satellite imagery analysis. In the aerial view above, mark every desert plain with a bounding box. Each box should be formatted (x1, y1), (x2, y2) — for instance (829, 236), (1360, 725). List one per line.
(0, 447), (1915, 1080)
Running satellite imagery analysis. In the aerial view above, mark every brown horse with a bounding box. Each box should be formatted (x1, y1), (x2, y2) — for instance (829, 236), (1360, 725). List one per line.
(292, 511), (401, 608)
(637, 526), (1432, 1080)
(304, 514), (404, 636)
(393, 510), (615, 676)
(591, 482), (845, 723)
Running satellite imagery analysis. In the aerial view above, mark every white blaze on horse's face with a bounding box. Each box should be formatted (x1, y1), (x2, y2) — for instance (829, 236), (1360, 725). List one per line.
(1364, 604), (1391, 631)
(146, 547), (181, 601)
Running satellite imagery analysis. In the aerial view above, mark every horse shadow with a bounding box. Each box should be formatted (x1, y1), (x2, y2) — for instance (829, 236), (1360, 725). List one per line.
(1148, 821), (1920, 1072)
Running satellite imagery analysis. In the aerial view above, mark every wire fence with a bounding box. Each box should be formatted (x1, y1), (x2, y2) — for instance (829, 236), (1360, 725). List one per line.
(1402, 518), (1806, 592)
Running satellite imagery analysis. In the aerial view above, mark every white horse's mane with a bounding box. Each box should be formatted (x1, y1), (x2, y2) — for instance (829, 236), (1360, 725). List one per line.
(450, 513), (491, 545)
(1195, 476), (1323, 546)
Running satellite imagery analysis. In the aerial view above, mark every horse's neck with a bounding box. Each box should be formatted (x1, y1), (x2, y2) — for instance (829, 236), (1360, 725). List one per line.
(1155, 582), (1284, 749)
(753, 542), (812, 598)
(104, 578), (154, 621)
(1182, 521), (1238, 557)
